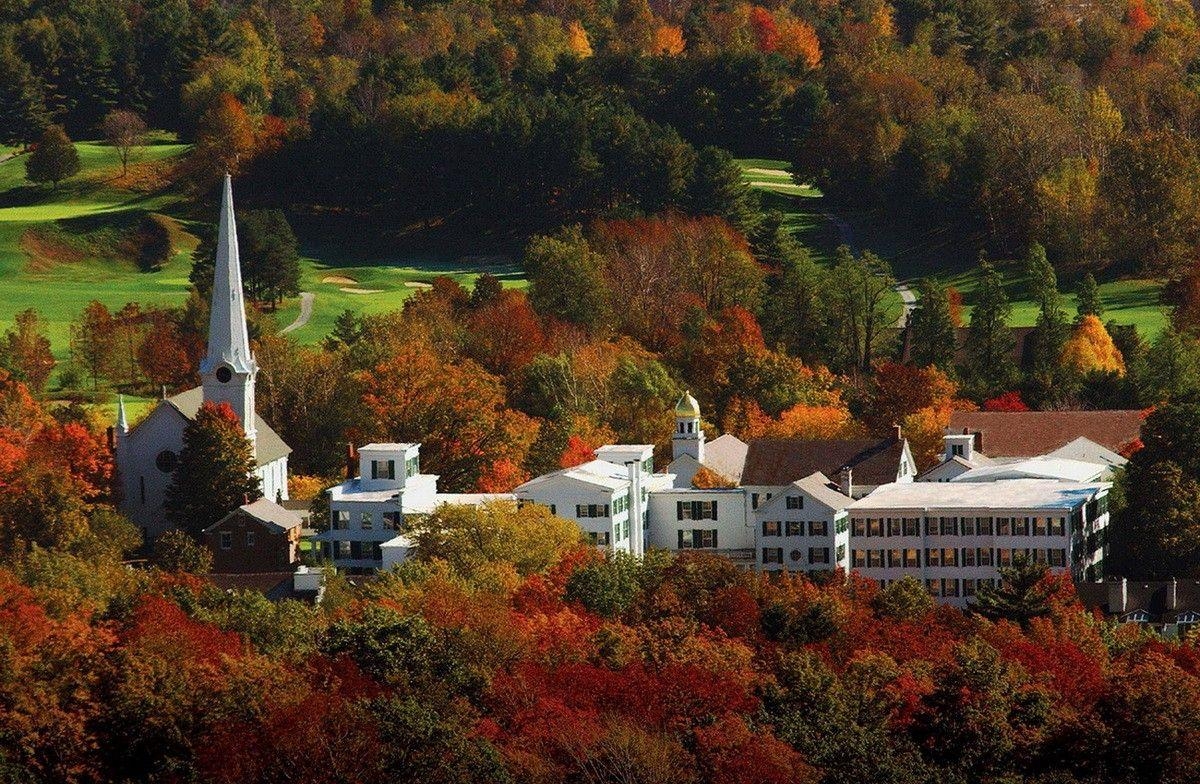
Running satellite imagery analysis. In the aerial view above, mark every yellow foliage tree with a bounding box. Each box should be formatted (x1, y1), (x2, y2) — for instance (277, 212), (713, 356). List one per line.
(1061, 314), (1125, 376)
(651, 24), (686, 56)
(774, 16), (822, 69)
(566, 20), (593, 58)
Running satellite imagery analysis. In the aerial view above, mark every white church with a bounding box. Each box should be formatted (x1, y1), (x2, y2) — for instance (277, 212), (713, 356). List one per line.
(114, 174), (290, 541)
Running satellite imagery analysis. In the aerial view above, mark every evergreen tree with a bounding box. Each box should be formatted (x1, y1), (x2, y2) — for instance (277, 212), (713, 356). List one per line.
(1024, 242), (1069, 370)
(25, 124), (80, 190)
(762, 246), (832, 364)
(1076, 272), (1103, 319)
(961, 257), (1016, 394)
(0, 42), (49, 147)
(165, 401), (261, 538)
(239, 209), (301, 309)
(970, 555), (1054, 627)
(909, 278), (957, 368)
(689, 145), (760, 235)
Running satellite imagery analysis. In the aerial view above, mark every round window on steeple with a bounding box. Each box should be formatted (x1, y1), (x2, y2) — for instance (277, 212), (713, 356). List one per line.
(216, 366), (232, 383)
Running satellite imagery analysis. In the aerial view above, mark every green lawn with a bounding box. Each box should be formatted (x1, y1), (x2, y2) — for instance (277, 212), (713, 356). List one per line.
(0, 136), (529, 363)
(273, 252), (527, 344)
(736, 158), (1171, 337)
(0, 138), (195, 359)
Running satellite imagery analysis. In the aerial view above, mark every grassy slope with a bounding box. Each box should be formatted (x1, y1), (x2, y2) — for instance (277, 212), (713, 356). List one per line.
(0, 139), (529, 361)
(0, 140), (196, 359)
(737, 158), (1170, 337)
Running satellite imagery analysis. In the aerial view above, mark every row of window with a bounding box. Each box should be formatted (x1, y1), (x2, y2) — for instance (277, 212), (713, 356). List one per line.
(679, 529), (718, 549)
(577, 504), (610, 519)
(332, 510), (400, 531)
(219, 530), (256, 549)
(677, 500), (718, 521)
(852, 547), (1068, 569)
(761, 546), (835, 565)
(330, 541), (382, 561)
(851, 516), (1070, 538)
(762, 520), (829, 537)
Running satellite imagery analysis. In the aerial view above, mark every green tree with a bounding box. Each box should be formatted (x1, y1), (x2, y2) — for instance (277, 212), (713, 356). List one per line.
(0, 41), (49, 147)
(1139, 328), (1200, 403)
(0, 309), (54, 393)
(689, 145), (760, 234)
(165, 401), (261, 537)
(1076, 272), (1103, 319)
(762, 246), (832, 364)
(238, 209), (301, 309)
(831, 246), (896, 374)
(970, 554), (1054, 626)
(909, 278), (957, 368)
(152, 528), (214, 573)
(1111, 397), (1200, 577)
(962, 258), (1016, 395)
(408, 500), (581, 577)
(25, 124), (80, 190)
(564, 550), (643, 618)
(524, 226), (610, 330)
(873, 575), (935, 621)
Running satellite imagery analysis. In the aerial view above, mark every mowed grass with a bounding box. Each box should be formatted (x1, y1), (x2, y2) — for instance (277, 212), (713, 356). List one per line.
(0, 136), (529, 359)
(0, 138), (195, 358)
(273, 251), (527, 344)
(736, 158), (1171, 337)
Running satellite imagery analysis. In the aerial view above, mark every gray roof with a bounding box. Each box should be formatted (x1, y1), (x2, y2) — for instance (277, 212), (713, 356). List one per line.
(162, 386), (291, 466)
(206, 497), (302, 533)
(757, 471), (852, 514)
(702, 434), (749, 483)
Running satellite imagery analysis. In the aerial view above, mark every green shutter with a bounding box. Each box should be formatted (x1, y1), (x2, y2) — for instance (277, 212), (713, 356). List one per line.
(676, 501), (684, 520)
(678, 530), (685, 548)
(712, 500), (718, 518)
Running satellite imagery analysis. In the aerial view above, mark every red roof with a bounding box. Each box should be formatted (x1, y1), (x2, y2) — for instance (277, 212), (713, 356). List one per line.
(947, 410), (1145, 457)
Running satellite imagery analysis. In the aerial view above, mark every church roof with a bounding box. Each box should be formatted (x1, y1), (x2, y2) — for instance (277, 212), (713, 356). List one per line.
(159, 386), (291, 466)
(675, 391), (701, 418)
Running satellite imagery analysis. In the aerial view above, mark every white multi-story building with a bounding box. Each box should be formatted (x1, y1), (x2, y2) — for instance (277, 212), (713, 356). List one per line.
(514, 444), (673, 556)
(754, 472), (852, 574)
(317, 443), (512, 571)
(646, 487), (753, 565)
(846, 478), (1111, 607)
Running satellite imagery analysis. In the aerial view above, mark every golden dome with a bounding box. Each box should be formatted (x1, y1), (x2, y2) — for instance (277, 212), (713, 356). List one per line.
(675, 391), (701, 418)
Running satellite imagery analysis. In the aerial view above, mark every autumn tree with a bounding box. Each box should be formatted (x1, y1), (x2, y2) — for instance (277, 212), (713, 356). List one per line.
(103, 109), (147, 176)
(70, 301), (117, 390)
(165, 401), (261, 538)
(191, 93), (255, 183)
(25, 124), (80, 190)
(1061, 315), (1125, 376)
(0, 309), (55, 392)
(409, 500), (582, 577)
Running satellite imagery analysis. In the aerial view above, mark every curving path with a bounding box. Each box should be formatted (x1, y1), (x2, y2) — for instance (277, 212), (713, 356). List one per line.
(281, 291), (315, 334)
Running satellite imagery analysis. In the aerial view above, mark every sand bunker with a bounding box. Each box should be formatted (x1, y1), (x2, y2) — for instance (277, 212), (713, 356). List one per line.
(339, 287), (384, 294)
(404, 281), (433, 289)
(322, 275), (358, 285)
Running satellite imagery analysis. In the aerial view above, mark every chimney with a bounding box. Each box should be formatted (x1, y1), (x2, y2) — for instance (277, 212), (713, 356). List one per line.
(1107, 577), (1128, 614)
(839, 467), (853, 498)
(974, 430), (984, 454)
(1168, 578), (1178, 611)
(345, 443), (358, 481)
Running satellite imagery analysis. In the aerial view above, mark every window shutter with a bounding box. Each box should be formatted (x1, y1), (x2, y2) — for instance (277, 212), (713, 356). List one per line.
(712, 500), (718, 518)
(388, 460), (395, 479)
(676, 501), (684, 520)
(604, 504), (610, 516)
(678, 530), (685, 548)
(371, 461), (378, 479)
(712, 530), (718, 548)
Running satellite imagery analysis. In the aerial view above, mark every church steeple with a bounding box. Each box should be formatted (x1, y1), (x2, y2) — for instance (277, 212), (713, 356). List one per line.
(116, 394), (128, 434)
(200, 173), (258, 449)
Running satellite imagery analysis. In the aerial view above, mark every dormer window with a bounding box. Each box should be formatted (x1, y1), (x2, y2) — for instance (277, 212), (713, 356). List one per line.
(371, 460), (396, 480)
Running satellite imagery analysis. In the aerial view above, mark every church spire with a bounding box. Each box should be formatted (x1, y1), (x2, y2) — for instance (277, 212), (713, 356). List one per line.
(116, 394), (128, 434)
(201, 173), (255, 376)
(199, 173), (258, 447)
